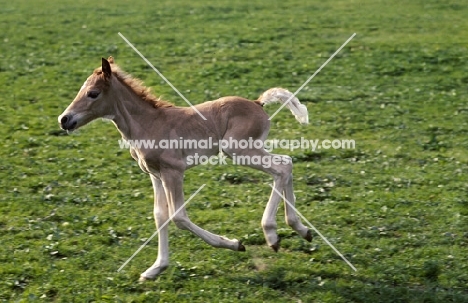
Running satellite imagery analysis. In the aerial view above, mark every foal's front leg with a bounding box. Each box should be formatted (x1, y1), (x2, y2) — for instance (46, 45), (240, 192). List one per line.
(161, 169), (245, 251)
(140, 174), (170, 281)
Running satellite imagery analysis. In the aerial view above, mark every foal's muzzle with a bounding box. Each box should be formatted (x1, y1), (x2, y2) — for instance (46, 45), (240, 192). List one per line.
(59, 114), (77, 131)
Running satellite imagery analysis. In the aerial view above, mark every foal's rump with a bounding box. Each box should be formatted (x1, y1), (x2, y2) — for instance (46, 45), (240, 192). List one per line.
(210, 96), (271, 144)
(208, 87), (309, 144)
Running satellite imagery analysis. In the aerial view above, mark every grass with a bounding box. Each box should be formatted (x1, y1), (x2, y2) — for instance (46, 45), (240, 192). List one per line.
(1, 0), (468, 301)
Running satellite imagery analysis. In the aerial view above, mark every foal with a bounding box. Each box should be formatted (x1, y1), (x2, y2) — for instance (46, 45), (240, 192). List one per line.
(58, 57), (312, 281)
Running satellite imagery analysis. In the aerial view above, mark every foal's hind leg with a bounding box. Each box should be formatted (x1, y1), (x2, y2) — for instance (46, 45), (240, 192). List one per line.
(282, 172), (312, 242)
(223, 148), (311, 251)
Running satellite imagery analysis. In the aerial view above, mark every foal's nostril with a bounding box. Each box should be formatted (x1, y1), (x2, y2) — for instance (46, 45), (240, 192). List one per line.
(60, 115), (69, 125)
(60, 115), (70, 125)
(59, 114), (76, 130)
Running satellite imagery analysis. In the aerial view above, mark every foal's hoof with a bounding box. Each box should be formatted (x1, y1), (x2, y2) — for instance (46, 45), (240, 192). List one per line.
(139, 275), (149, 282)
(270, 237), (281, 252)
(238, 241), (246, 252)
(139, 273), (158, 282)
(305, 229), (313, 242)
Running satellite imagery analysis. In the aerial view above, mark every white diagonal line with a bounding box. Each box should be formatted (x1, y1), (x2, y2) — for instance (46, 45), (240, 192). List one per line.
(117, 183), (206, 272)
(118, 32), (207, 120)
(269, 184), (357, 272)
(269, 33), (356, 121)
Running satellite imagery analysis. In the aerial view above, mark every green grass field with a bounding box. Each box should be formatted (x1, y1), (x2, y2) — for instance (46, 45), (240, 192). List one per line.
(1, 0), (468, 302)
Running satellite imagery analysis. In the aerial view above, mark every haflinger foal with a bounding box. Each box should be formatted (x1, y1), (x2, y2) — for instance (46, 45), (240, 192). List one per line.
(58, 57), (312, 281)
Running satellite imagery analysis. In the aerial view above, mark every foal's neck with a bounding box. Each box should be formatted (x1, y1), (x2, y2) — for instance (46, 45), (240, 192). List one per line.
(109, 80), (160, 140)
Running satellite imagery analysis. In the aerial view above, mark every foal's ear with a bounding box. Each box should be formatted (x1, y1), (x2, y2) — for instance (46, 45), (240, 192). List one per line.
(107, 56), (115, 64)
(101, 57), (112, 79)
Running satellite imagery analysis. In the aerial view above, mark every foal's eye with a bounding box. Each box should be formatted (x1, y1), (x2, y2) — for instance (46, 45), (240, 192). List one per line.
(87, 91), (100, 99)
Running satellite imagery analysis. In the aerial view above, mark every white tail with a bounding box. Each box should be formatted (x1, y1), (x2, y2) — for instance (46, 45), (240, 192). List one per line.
(259, 88), (309, 125)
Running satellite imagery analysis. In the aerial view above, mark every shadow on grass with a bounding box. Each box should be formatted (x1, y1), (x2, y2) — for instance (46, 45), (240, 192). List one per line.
(228, 267), (468, 303)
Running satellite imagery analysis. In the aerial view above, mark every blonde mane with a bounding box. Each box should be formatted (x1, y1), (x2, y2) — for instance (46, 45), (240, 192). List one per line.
(102, 63), (174, 108)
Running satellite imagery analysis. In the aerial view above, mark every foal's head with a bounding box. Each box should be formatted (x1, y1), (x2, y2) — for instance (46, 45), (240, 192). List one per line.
(58, 57), (115, 131)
